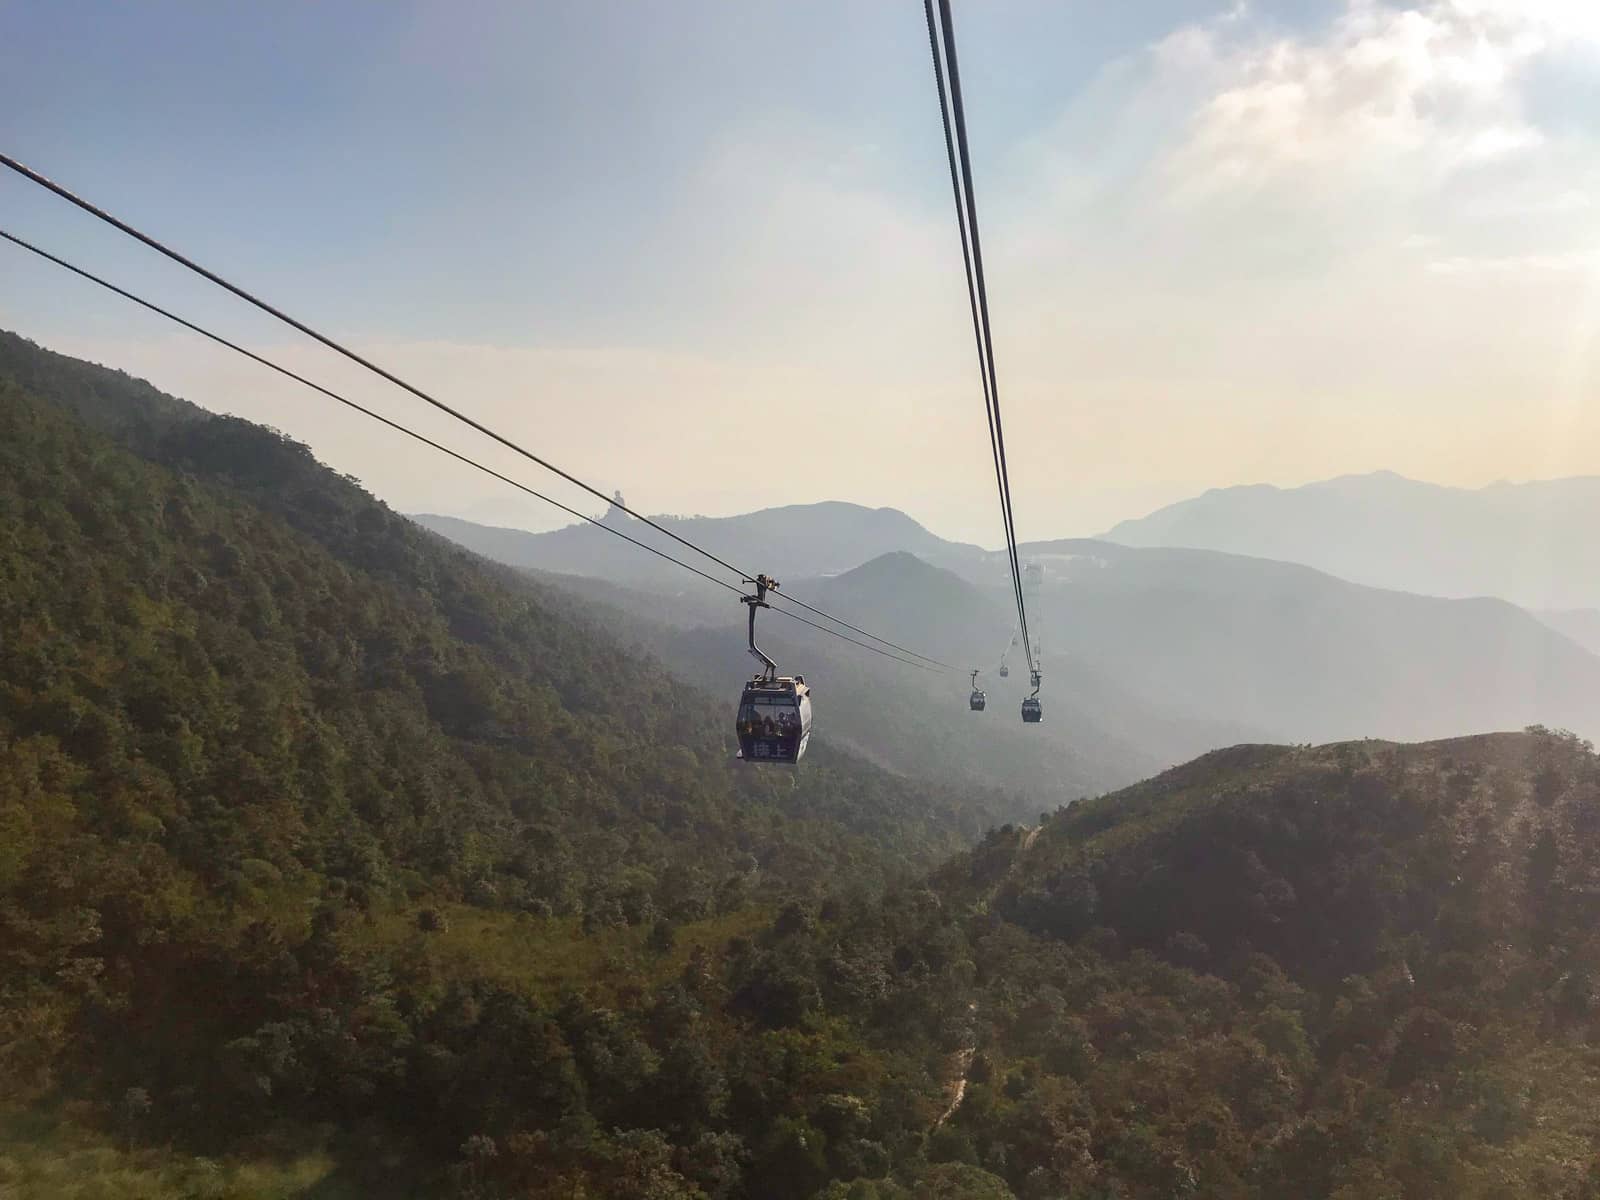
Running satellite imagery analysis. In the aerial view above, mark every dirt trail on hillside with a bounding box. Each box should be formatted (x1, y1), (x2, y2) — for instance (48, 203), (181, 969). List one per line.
(936, 825), (1043, 1128)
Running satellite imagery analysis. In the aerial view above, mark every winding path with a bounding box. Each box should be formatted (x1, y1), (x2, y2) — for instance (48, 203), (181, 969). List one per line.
(935, 823), (1043, 1128)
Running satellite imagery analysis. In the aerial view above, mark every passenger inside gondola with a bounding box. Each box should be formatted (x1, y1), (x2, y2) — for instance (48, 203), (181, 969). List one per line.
(736, 675), (810, 763)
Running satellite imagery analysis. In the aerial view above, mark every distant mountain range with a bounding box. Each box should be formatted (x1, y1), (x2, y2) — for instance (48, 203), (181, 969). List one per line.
(1103, 469), (1600, 611)
(1016, 537), (1600, 744)
(504, 547), (1197, 803)
(417, 502), (973, 585)
(418, 507), (1600, 759)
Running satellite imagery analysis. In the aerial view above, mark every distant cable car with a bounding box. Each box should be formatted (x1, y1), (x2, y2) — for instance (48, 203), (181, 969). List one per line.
(735, 575), (812, 764)
(998, 664), (1009, 678)
(998, 630), (1015, 678)
(969, 669), (986, 712)
(1021, 668), (1043, 724)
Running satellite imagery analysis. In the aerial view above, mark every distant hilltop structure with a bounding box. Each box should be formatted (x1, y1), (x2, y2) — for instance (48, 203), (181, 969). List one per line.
(602, 490), (628, 524)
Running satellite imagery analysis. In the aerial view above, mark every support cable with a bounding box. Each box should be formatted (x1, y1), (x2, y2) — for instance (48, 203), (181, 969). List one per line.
(0, 226), (946, 675)
(920, 1), (1036, 673)
(0, 152), (952, 670)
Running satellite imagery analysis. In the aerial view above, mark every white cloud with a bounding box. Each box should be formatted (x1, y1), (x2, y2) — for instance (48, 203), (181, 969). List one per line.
(963, 0), (1600, 510)
(1159, 0), (1561, 206)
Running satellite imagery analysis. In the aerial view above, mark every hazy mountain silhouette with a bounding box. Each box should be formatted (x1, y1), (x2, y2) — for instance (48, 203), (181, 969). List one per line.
(428, 511), (1600, 769)
(417, 501), (975, 586)
(1016, 537), (1600, 743)
(1103, 469), (1600, 610)
(510, 549), (1199, 803)
(807, 550), (1003, 661)
(1537, 607), (1600, 657)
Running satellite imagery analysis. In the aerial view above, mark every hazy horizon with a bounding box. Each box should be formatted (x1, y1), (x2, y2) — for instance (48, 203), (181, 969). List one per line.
(413, 463), (1600, 550)
(6, 0), (1600, 543)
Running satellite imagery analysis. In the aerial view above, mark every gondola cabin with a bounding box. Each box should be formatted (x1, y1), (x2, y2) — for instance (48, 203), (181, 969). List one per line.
(998, 664), (1009, 678)
(736, 675), (812, 764)
(969, 689), (987, 711)
(1021, 697), (1042, 723)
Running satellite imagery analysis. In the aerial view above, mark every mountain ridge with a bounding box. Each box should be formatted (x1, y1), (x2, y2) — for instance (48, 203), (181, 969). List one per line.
(1105, 469), (1600, 609)
(422, 513), (1600, 751)
(415, 500), (979, 587)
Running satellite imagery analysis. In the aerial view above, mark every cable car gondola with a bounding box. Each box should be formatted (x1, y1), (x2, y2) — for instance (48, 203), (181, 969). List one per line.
(1021, 669), (1043, 724)
(735, 575), (812, 764)
(997, 630), (1015, 678)
(969, 669), (986, 712)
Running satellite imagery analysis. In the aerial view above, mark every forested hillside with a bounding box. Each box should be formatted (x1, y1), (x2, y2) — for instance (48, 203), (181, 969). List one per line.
(8, 332), (1600, 1199)
(911, 728), (1600, 1197)
(0, 332), (1007, 1194)
(698, 728), (1600, 1199)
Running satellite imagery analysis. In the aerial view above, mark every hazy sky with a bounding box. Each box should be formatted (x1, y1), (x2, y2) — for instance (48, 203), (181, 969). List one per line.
(4, 0), (1599, 545)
